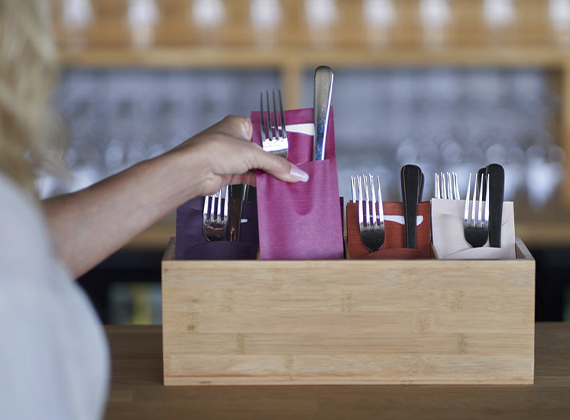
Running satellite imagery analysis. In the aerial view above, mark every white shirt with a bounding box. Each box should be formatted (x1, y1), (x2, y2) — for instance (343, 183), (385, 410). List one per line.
(0, 172), (109, 420)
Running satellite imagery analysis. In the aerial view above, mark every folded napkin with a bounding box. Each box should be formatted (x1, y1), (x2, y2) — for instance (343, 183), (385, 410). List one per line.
(431, 198), (516, 260)
(175, 196), (258, 260)
(251, 108), (344, 260)
(346, 201), (432, 259)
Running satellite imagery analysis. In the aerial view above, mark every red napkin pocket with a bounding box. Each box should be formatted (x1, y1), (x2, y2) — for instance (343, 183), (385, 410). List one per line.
(346, 201), (432, 259)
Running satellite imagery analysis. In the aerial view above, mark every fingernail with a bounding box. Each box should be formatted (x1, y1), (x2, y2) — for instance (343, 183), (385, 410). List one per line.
(289, 166), (309, 182)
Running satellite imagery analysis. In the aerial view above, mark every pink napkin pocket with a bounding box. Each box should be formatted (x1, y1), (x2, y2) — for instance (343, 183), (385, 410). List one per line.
(251, 108), (344, 260)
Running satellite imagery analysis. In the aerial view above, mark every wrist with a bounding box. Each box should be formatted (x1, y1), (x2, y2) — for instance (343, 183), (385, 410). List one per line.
(160, 144), (211, 200)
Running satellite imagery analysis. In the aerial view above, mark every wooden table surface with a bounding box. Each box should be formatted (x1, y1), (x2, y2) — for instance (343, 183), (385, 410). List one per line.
(104, 323), (570, 420)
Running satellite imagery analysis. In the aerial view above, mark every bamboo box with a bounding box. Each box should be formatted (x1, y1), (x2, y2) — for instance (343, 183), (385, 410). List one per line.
(162, 237), (535, 386)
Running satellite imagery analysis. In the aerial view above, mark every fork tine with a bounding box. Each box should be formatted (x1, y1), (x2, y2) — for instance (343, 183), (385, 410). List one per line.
(203, 194), (210, 222)
(477, 173), (485, 225)
(260, 92), (267, 142)
(435, 173), (440, 199)
(223, 186), (229, 222)
(272, 90), (278, 139)
(357, 175), (364, 228)
(351, 176), (356, 202)
(464, 173), (472, 223)
(364, 175), (371, 227)
(447, 172), (453, 200)
(453, 172), (460, 199)
(265, 90), (277, 140)
(377, 175), (384, 225)
(278, 89), (287, 140)
(471, 172), (479, 223)
(214, 189), (220, 223)
(370, 175), (377, 226)
(264, 91), (269, 139)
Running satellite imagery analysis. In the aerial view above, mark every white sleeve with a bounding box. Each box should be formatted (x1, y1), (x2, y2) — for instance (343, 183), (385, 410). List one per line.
(0, 174), (110, 420)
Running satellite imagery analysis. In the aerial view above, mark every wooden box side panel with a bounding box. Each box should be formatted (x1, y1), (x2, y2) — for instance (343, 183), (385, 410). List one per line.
(162, 246), (535, 385)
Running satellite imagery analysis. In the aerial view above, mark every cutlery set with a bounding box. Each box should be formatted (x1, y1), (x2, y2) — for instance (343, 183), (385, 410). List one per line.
(202, 185), (255, 243)
(436, 164), (506, 248)
(349, 162), (506, 253)
(351, 164), (425, 252)
(203, 66), (335, 245)
(202, 187), (229, 242)
(260, 89), (289, 158)
(200, 64), (509, 258)
(351, 174), (385, 252)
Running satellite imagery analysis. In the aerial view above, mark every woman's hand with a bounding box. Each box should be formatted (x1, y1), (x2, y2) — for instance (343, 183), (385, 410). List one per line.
(170, 115), (308, 196)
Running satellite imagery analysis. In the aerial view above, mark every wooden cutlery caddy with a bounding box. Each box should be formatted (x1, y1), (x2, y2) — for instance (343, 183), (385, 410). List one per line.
(162, 237), (535, 386)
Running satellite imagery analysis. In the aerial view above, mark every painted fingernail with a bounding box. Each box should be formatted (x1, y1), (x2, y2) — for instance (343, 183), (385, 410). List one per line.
(289, 166), (309, 182)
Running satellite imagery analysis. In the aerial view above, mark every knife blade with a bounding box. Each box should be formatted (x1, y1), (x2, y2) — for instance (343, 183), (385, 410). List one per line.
(486, 163), (505, 248)
(400, 164), (423, 249)
(313, 66), (334, 161)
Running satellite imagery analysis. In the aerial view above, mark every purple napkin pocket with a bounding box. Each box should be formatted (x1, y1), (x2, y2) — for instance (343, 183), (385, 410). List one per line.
(175, 197), (258, 260)
(251, 108), (344, 260)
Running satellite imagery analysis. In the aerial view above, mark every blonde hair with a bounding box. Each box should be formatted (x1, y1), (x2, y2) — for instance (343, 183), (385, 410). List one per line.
(0, 0), (64, 195)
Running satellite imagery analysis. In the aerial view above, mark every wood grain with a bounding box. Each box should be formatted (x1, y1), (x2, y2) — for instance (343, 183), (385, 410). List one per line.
(105, 323), (570, 420)
(162, 238), (536, 385)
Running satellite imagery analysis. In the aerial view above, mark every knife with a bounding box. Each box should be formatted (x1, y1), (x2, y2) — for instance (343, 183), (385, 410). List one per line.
(228, 185), (248, 242)
(419, 170), (425, 203)
(313, 66), (334, 161)
(400, 164), (423, 249)
(486, 163), (505, 248)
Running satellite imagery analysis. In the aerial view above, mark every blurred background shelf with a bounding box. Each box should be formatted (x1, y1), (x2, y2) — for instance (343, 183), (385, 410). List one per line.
(49, 0), (570, 323)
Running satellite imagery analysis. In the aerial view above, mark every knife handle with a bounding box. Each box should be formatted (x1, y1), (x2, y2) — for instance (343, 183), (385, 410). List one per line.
(401, 165), (422, 249)
(313, 66), (334, 161)
(418, 170), (425, 203)
(228, 185), (247, 242)
(487, 164), (505, 248)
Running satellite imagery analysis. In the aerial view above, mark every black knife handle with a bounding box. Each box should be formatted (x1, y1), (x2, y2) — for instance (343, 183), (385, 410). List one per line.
(401, 165), (422, 249)
(486, 164), (505, 248)
(418, 171), (425, 203)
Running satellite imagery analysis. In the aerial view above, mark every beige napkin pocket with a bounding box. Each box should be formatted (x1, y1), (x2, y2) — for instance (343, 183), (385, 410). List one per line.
(431, 199), (516, 260)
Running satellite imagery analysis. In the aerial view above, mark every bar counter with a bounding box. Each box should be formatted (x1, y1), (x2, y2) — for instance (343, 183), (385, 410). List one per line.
(104, 323), (570, 420)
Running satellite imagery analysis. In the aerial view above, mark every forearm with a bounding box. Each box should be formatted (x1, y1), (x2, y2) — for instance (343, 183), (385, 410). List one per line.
(41, 116), (305, 279)
(42, 150), (202, 278)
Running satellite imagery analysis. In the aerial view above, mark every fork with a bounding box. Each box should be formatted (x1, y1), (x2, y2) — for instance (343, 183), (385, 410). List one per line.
(260, 89), (288, 158)
(202, 186), (229, 242)
(351, 174), (385, 252)
(463, 172), (490, 248)
(435, 172), (460, 200)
